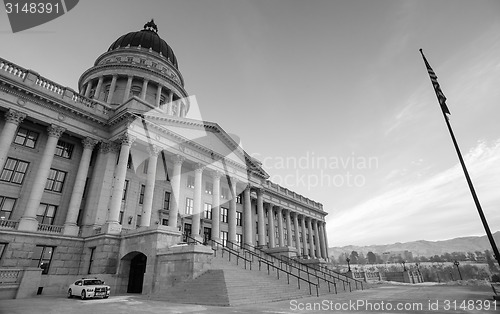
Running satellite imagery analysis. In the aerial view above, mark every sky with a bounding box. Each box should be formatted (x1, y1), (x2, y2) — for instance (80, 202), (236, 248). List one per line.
(1, 0), (499, 248)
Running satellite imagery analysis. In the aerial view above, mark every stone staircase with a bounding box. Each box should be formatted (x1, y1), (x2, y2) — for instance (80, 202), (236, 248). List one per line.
(158, 247), (313, 306)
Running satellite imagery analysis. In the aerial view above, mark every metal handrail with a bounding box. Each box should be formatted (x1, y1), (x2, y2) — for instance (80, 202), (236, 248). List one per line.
(208, 239), (253, 270)
(233, 241), (323, 296)
(288, 256), (363, 291)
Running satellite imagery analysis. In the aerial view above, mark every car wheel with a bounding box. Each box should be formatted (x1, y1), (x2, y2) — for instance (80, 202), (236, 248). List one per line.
(103, 296), (109, 299)
(67, 289), (72, 298)
(80, 290), (86, 300)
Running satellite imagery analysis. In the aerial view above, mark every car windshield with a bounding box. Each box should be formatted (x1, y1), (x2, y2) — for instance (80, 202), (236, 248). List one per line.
(84, 280), (104, 285)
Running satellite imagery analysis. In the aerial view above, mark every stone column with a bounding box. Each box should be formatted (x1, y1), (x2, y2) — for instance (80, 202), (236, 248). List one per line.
(307, 217), (315, 259)
(168, 155), (184, 229)
(293, 213), (301, 256)
(267, 204), (275, 248)
(243, 185), (253, 247)
(18, 124), (65, 231)
(300, 216), (308, 257)
(140, 145), (160, 227)
(318, 221), (327, 260)
(323, 222), (330, 261)
(191, 164), (204, 241)
(84, 80), (93, 97)
(156, 85), (162, 107)
(211, 171), (221, 242)
(286, 209), (293, 248)
(140, 79), (149, 100)
(0, 109), (26, 171)
(276, 206), (285, 247)
(63, 137), (98, 235)
(93, 76), (104, 100)
(81, 142), (118, 235)
(314, 220), (322, 259)
(107, 75), (117, 104)
(106, 134), (135, 234)
(123, 76), (133, 102)
(227, 177), (238, 248)
(256, 188), (265, 247)
(167, 91), (174, 115)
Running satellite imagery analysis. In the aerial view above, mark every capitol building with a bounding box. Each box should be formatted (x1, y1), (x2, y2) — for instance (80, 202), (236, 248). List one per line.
(0, 21), (336, 302)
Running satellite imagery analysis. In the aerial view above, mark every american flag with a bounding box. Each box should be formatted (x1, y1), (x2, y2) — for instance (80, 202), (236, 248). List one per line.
(419, 49), (451, 115)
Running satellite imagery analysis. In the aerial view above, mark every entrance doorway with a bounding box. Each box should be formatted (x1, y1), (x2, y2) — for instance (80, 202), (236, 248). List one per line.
(127, 253), (147, 293)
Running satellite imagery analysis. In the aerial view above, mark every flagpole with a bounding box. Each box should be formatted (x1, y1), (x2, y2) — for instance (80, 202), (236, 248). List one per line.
(420, 49), (500, 268)
(441, 110), (500, 268)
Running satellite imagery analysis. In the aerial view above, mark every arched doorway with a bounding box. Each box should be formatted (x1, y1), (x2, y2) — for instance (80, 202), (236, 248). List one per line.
(127, 253), (147, 293)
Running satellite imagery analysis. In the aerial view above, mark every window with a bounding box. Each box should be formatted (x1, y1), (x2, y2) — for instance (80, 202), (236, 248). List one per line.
(122, 180), (129, 201)
(55, 140), (74, 159)
(139, 184), (146, 204)
(205, 182), (213, 195)
(204, 203), (212, 220)
(185, 198), (193, 215)
(236, 212), (242, 226)
(236, 234), (243, 248)
(221, 187), (229, 199)
(136, 215), (141, 228)
(236, 194), (242, 204)
(119, 209), (124, 224)
(0, 243), (6, 262)
(143, 159), (149, 174)
(14, 127), (39, 148)
(256, 222), (259, 235)
(183, 223), (192, 242)
(88, 247), (95, 274)
(31, 245), (55, 274)
(220, 231), (228, 247)
(36, 203), (57, 225)
(44, 169), (66, 192)
(163, 191), (170, 210)
(162, 219), (168, 226)
(130, 85), (142, 97)
(186, 176), (195, 189)
(0, 196), (16, 220)
(221, 207), (228, 223)
(0, 158), (29, 184)
(103, 85), (111, 102)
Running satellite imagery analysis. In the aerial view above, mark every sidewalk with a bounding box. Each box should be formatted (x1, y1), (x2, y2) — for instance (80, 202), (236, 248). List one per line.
(0, 283), (497, 314)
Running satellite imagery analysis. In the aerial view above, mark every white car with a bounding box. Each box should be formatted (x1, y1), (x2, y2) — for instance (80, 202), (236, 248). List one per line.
(67, 278), (110, 300)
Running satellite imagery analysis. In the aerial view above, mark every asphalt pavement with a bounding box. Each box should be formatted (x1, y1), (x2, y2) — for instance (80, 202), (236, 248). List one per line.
(0, 283), (497, 314)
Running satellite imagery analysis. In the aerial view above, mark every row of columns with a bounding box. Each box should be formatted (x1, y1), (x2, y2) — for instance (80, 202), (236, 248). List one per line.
(167, 156), (329, 260)
(82, 75), (187, 117)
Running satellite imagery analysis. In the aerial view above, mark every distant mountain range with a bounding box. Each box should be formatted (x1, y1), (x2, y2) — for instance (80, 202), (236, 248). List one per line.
(329, 231), (500, 258)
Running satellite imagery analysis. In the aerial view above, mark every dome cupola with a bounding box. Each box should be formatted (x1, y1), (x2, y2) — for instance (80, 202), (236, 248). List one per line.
(108, 19), (178, 69)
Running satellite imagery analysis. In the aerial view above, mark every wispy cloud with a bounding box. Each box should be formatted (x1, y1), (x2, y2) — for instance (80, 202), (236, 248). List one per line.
(328, 139), (500, 247)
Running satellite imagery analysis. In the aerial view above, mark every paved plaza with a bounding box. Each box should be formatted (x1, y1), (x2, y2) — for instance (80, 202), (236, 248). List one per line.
(0, 283), (497, 314)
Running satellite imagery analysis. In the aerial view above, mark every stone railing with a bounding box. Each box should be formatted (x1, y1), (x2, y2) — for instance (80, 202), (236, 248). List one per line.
(0, 219), (18, 229)
(0, 269), (21, 285)
(0, 59), (26, 80)
(0, 56), (111, 118)
(37, 223), (63, 234)
(263, 180), (323, 210)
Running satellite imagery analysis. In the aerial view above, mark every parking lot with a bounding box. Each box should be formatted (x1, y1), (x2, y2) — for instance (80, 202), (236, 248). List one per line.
(0, 283), (497, 314)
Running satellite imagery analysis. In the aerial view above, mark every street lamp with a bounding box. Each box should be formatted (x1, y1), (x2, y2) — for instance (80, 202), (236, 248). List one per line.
(346, 257), (351, 272)
(454, 260), (462, 280)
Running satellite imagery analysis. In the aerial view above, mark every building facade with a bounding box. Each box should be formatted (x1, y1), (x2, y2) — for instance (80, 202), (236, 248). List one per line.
(0, 21), (329, 297)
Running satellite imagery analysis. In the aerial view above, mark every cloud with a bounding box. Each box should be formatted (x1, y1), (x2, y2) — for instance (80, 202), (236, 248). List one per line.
(328, 139), (500, 246)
